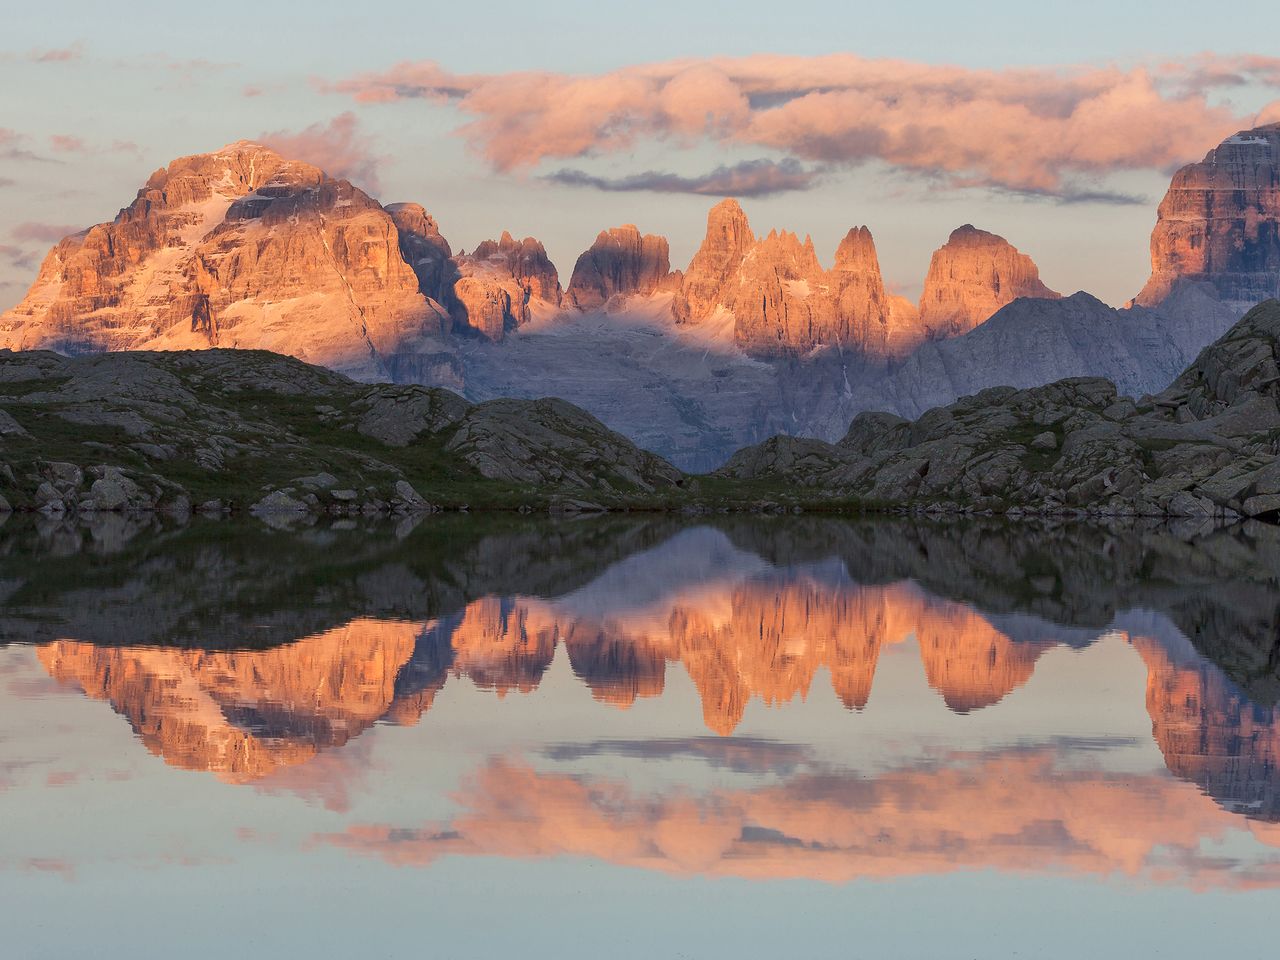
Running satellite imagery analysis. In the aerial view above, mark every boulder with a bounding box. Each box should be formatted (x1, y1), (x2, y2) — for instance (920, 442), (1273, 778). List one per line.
(250, 490), (309, 515)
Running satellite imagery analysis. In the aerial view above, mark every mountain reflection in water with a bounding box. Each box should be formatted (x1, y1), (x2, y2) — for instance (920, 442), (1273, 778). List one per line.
(4, 514), (1280, 891)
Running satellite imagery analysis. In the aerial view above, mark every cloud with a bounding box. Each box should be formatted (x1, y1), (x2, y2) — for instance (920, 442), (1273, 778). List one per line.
(544, 736), (811, 775)
(1158, 53), (1280, 96)
(0, 128), (43, 162)
(258, 112), (382, 192)
(30, 43), (83, 63)
(48, 134), (87, 153)
(0, 42), (84, 64)
(18, 858), (75, 879)
(0, 243), (39, 272)
(314, 746), (1280, 886)
(0, 177), (14, 189)
(543, 157), (821, 197)
(11, 222), (79, 244)
(46, 135), (143, 158)
(986, 184), (1149, 207)
(328, 53), (1280, 199)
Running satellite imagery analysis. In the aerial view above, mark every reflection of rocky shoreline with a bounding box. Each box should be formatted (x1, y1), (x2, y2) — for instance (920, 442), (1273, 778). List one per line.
(4, 514), (1279, 699)
(9, 515), (1280, 823)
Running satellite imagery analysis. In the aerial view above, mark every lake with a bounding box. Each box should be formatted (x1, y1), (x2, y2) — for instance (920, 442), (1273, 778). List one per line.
(2, 514), (1279, 958)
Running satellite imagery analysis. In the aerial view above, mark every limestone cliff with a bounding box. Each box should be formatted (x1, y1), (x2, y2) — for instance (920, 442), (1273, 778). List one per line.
(1135, 123), (1280, 310)
(565, 225), (677, 310)
(450, 232), (562, 339)
(673, 200), (920, 356)
(917, 224), (1060, 338)
(673, 199), (755, 326)
(0, 142), (447, 379)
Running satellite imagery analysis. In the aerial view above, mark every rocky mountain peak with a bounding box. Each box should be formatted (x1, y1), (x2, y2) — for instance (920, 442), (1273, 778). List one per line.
(673, 199), (757, 325)
(918, 224), (1060, 338)
(450, 232), (562, 339)
(565, 224), (675, 311)
(1134, 122), (1280, 309)
(672, 199), (921, 356)
(833, 226), (878, 271)
(0, 143), (446, 378)
(387, 202), (454, 304)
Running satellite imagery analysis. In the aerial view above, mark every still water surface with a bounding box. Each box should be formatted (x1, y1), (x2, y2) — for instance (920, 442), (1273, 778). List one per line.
(2, 515), (1279, 958)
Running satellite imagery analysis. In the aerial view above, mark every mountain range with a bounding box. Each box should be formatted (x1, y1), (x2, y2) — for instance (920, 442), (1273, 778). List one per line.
(2, 123), (1279, 469)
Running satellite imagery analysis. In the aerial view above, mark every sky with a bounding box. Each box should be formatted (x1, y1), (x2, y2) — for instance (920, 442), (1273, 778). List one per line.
(1, 0), (1279, 309)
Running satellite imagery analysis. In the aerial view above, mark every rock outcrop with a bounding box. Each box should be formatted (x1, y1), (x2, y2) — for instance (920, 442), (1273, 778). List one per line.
(673, 200), (921, 356)
(450, 232), (562, 339)
(0, 347), (683, 516)
(917, 224), (1060, 338)
(1135, 123), (1280, 310)
(386, 202), (455, 303)
(565, 225), (677, 310)
(673, 199), (756, 326)
(719, 299), (1280, 520)
(0, 142), (448, 379)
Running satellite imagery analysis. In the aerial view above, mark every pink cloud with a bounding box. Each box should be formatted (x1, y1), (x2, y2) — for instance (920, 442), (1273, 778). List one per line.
(327, 53), (1280, 196)
(258, 112), (382, 192)
(11, 222), (79, 244)
(0, 128), (41, 161)
(31, 45), (82, 63)
(21, 858), (75, 879)
(49, 134), (87, 153)
(47, 135), (141, 157)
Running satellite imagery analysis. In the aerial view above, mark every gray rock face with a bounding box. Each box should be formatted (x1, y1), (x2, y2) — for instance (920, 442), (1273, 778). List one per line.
(445, 397), (683, 493)
(250, 490), (309, 515)
(719, 300), (1280, 519)
(445, 285), (1246, 471)
(354, 385), (471, 446)
(85, 468), (143, 512)
(0, 347), (683, 515)
(0, 409), (28, 438)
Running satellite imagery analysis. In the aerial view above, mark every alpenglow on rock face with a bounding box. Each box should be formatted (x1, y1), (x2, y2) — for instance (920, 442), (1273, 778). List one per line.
(450, 231), (562, 340)
(0, 143), (568, 370)
(1135, 123), (1280, 310)
(0, 142), (450, 380)
(917, 224), (1061, 338)
(0, 135), (1268, 473)
(672, 199), (926, 356)
(565, 225), (677, 310)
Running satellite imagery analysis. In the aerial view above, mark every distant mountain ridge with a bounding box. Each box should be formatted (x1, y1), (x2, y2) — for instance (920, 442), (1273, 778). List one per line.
(2, 123), (1278, 468)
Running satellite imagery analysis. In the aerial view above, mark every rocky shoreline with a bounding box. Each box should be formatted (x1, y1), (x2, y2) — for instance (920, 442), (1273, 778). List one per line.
(721, 299), (1280, 523)
(2, 300), (1280, 524)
